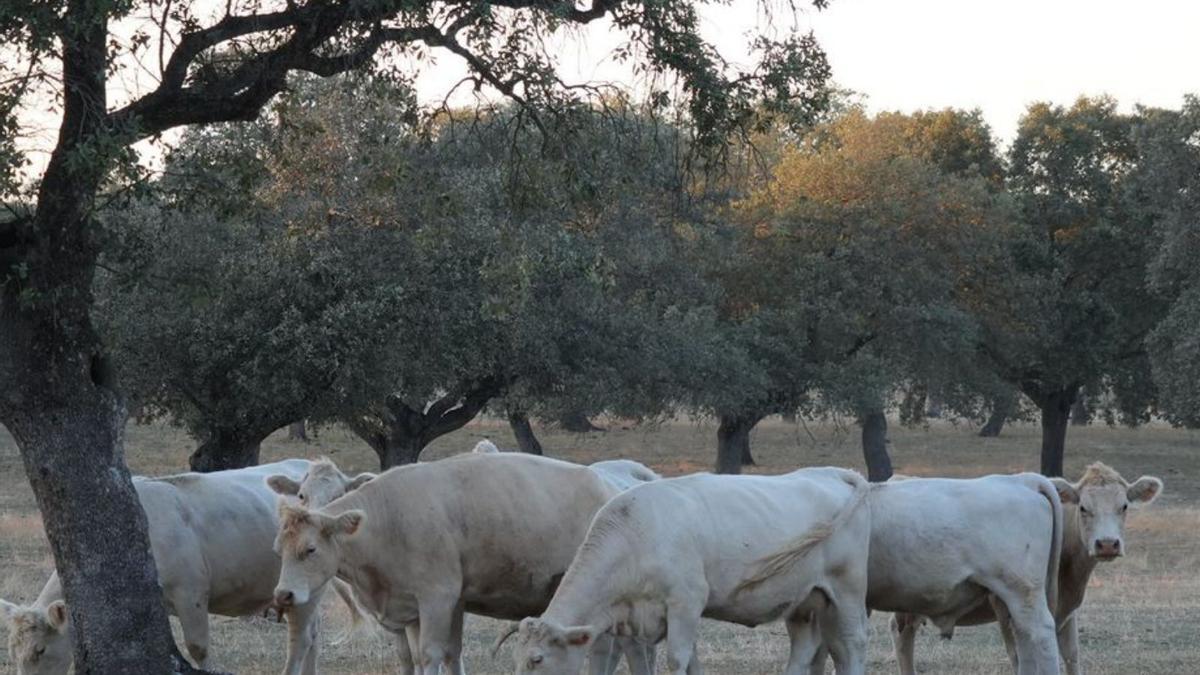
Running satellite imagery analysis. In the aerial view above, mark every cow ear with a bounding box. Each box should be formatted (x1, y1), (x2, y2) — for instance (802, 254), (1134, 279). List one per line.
(0, 598), (19, 621)
(46, 601), (68, 630)
(346, 473), (376, 492)
(1126, 476), (1163, 504)
(336, 510), (365, 536)
(267, 475), (301, 496)
(1050, 478), (1079, 504)
(563, 626), (596, 647)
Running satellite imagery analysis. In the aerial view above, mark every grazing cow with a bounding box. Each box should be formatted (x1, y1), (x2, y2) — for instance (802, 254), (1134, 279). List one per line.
(808, 473), (1063, 675)
(0, 460), (351, 675)
(271, 453), (647, 675)
(890, 463), (1163, 675)
(504, 467), (872, 675)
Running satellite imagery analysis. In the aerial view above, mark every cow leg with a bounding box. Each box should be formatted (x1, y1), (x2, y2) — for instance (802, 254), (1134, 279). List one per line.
(392, 622), (419, 675)
(300, 608), (321, 675)
(889, 613), (920, 675)
(415, 595), (459, 675)
(589, 633), (622, 675)
(815, 587), (868, 675)
(989, 595), (1021, 670)
(1057, 613), (1081, 675)
(175, 595), (212, 669)
(664, 598), (704, 675)
(280, 593), (322, 675)
(684, 642), (703, 675)
(988, 586), (1058, 675)
(623, 636), (658, 675)
(783, 611), (822, 675)
(445, 604), (467, 675)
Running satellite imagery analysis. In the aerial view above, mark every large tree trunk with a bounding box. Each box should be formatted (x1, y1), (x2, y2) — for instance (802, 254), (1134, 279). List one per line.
(189, 430), (264, 472)
(0, 6), (184, 668)
(1037, 387), (1078, 477)
(859, 410), (893, 482)
(979, 391), (1015, 437)
(716, 413), (761, 474)
(508, 412), (544, 455)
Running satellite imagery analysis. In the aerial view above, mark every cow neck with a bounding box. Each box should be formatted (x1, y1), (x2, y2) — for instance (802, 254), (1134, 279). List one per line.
(1057, 503), (1099, 619)
(543, 524), (630, 631)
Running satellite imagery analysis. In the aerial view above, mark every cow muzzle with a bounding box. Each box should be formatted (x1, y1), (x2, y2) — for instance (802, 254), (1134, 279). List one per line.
(273, 588), (300, 608)
(1093, 538), (1122, 560)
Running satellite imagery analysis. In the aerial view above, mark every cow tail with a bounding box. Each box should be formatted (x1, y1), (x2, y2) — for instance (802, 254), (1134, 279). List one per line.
(330, 578), (368, 644)
(1036, 476), (1063, 617)
(736, 471), (870, 593)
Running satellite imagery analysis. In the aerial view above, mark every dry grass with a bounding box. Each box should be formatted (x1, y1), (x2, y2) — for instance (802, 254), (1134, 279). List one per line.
(0, 417), (1196, 673)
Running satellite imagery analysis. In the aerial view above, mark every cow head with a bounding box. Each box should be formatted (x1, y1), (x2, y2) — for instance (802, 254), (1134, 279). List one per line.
(1, 599), (72, 675)
(1051, 462), (1163, 561)
(507, 617), (597, 674)
(272, 501), (364, 608)
(267, 459), (375, 508)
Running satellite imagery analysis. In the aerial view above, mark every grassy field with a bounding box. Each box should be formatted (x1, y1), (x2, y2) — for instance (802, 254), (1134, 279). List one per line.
(0, 417), (1196, 673)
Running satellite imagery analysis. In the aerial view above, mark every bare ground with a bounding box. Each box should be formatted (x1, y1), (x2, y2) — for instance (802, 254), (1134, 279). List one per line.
(0, 417), (1196, 674)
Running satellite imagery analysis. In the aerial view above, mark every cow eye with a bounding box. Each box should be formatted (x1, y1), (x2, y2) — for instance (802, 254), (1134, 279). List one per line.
(1079, 505), (1090, 516)
(298, 493), (306, 502)
(1120, 503), (1128, 513)
(34, 645), (45, 659)
(306, 544), (317, 555)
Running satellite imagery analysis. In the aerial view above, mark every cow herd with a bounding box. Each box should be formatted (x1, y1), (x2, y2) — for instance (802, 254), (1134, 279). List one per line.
(0, 439), (1163, 675)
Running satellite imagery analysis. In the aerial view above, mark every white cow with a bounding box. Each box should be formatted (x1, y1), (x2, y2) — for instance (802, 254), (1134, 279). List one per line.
(504, 467), (872, 675)
(890, 463), (1163, 675)
(0, 460), (349, 675)
(271, 453), (649, 675)
(809, 473), (1064, 675)
(265, 453), (660, 675)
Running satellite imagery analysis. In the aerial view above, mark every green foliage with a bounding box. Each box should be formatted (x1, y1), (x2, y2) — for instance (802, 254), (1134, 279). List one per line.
(1134, 97), (1200, 426)
(699, 109), (1013, 422)
(985, 97), (1167, 425)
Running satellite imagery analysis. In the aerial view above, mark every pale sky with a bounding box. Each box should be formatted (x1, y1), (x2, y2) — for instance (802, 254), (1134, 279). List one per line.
(407, 0), (1200, 145)
(15, 0), (1200, 174)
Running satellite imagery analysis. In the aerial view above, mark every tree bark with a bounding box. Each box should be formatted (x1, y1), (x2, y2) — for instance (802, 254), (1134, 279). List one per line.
(188, 428), (265, 472)
(859, 410), (893, 482)
(0, 4), (184, 669)
(288, 420), (309, 442)
(979, 392), (1014, 437)
(716, 413), (762, 474)
(1037, 387), (1077, 477)
(508, 412), (544, 455)
(559, 410), (605, 433)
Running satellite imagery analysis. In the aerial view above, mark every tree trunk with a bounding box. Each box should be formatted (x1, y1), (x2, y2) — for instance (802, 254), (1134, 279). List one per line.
(1070, 393), (1089, 427)
(508, 412), (544, 455)
(288, 420), (309, 442)
(560, 410), (605, 433)
(716, 413), (761, 474)
(188, 428), (265, 472)
(859, 410), (893, 482)
(979, 392), (1014, 437)
(1038, 388), (1077, 477)
(376, 436), (425, 469)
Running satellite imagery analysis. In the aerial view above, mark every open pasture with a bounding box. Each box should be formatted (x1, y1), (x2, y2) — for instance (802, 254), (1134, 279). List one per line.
(1, 418), (1196, 674)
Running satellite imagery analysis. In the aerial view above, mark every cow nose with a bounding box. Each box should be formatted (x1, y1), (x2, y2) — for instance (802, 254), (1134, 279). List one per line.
(1094, 538), (1121, 557)
(274, 589), (295, 607)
